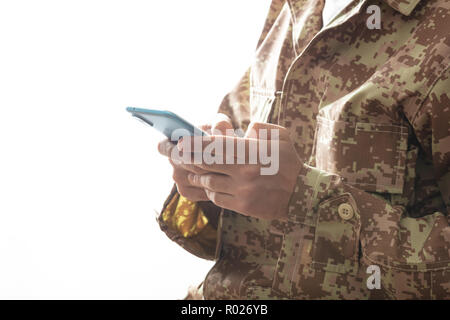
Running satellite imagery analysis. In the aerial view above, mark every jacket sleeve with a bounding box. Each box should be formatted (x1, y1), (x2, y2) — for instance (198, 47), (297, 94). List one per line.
(287, 68), (450, 297)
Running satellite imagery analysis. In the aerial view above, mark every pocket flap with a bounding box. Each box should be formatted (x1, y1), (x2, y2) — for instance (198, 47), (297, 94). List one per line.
(314, 116), (409, 194)
(312, 194), (360, 275)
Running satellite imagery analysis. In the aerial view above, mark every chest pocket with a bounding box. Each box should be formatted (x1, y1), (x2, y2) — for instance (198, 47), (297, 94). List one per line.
(312, 116), (409, 195)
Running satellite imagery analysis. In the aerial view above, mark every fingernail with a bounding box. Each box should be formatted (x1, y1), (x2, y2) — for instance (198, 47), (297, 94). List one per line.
(177, 137), (184, 151)
(187, 173), (194, 181)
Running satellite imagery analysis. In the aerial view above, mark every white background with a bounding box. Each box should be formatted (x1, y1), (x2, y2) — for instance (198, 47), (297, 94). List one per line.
(0, 0), (270, 299)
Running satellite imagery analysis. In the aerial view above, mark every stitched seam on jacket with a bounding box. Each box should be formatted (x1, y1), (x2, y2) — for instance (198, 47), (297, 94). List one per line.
(362, 253), (450, 272)
(411, 65), (450, 124)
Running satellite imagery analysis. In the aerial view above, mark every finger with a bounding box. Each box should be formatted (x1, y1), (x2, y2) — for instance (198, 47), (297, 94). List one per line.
(188, 173), (235, 194)
(200, 124), (212, 135)
(192, 162), (239, 175)
(170, 139), (211, 166)
(157, 139), (175, 157)
(177, 185), (209, 202)
(168, 146), (213, 175)
(204, 189), (235, 209)
(194, 163), (262, 178)
(169, 158), (209, 175)
(211, 113), (234, 136)
(171, 167), (190, 185)
(178, 135), (282, 164)
(245, 122), (291, 141)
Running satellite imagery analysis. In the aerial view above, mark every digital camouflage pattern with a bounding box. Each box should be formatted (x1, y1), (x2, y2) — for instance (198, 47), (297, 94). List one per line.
(158, 0), (450, 299)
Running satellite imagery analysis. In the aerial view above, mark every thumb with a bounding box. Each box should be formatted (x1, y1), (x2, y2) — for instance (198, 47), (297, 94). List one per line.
(245, 122), (290, 141)
(211, 113), (234, 136)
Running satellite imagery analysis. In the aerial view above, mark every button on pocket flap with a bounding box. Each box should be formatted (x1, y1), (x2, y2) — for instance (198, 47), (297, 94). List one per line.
(314, 116), (409, 194)
(312, 194), (360, 275)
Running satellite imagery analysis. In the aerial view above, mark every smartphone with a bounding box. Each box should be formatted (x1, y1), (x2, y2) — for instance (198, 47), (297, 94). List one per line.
(126, 107), (207, 142)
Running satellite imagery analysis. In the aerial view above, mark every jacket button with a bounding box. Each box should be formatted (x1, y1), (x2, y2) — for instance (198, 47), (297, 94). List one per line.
(338, 203), (354, 220)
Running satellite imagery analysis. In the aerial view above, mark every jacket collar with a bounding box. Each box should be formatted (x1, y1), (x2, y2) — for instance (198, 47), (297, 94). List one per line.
(383, 0), (422, 16)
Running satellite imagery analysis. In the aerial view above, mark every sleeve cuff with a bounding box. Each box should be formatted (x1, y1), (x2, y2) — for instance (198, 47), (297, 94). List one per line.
(287, 164), (342, 224)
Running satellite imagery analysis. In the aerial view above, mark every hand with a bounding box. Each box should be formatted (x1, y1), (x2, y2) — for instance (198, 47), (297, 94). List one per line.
(157, 113), (235, 202)
(177, 122), (302, 221)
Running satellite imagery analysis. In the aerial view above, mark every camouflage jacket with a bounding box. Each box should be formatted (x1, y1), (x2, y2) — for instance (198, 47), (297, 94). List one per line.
(158, 0), (450, 299)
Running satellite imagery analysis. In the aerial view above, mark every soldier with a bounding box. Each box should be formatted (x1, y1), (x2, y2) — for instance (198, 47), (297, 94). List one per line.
(157, 0), (450, 299)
